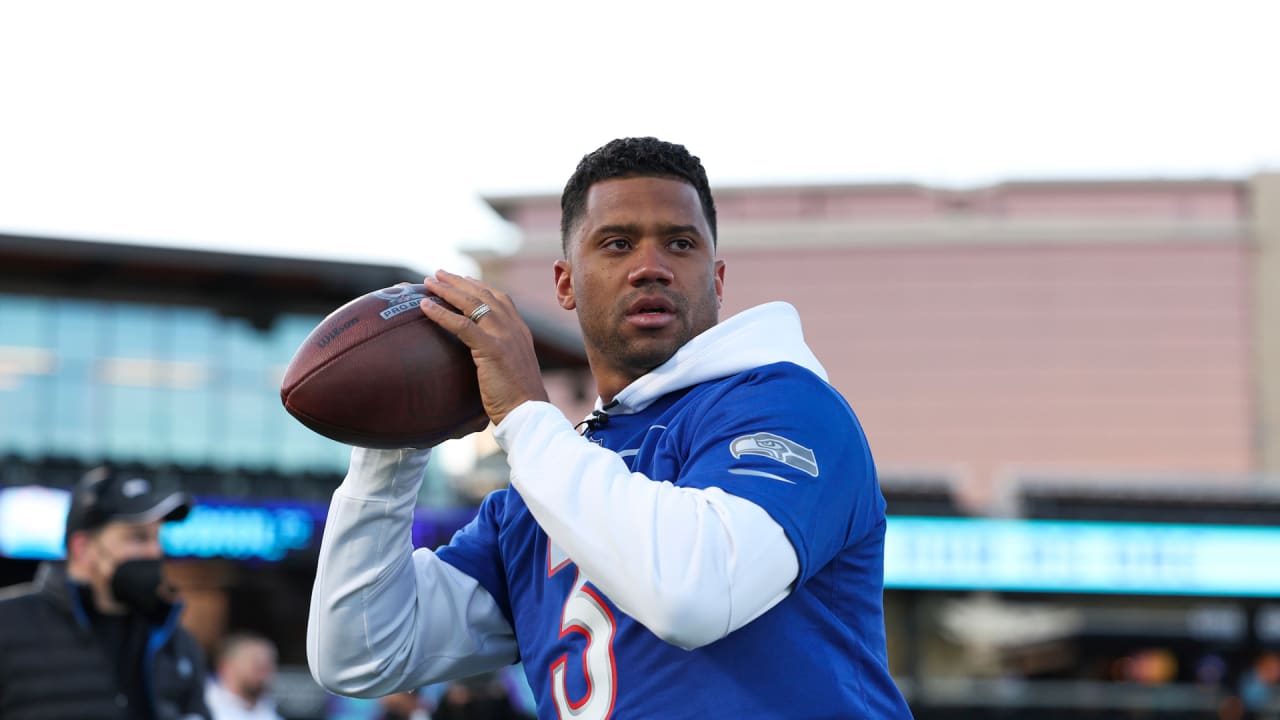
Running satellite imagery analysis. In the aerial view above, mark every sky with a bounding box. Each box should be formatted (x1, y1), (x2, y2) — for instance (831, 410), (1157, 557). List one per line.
(1, 0), (1278, 276)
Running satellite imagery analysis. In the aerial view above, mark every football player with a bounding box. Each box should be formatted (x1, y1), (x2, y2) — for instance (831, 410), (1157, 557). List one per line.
(307, 137), (912, 719)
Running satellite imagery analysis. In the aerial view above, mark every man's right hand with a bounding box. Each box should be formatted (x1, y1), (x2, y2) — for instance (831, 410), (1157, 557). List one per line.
(419, 270), (551, 427)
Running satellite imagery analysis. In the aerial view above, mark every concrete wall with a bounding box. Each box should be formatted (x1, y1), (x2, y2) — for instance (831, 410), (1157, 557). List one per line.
(1254, 173), (1280, 483)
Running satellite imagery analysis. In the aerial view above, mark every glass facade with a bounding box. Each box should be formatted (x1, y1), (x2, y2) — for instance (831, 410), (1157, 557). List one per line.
(0, 292), (352, 474)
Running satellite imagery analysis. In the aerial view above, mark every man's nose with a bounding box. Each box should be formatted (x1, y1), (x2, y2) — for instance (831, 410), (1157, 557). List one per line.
(627, 242), (674, 286)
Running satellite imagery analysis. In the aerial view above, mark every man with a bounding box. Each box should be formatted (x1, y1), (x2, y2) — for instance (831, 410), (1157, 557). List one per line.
(205, 632), (283, 720)
(376, 689), (428, 720)
(308, 137), (912, 718)
(0, 467), (210, 719)
(429, 672), (531, 720)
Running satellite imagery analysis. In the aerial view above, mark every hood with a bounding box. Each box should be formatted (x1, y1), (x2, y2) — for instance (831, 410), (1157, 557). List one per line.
(599, 301), (828, 417)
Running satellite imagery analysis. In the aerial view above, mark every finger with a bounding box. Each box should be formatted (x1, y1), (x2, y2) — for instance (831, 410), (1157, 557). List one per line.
(418, 296), (483, 341)
(432, 270), (521, 319)
(432, 270), (520, 314)
(433, 269), (494, 298)
(424, 273), (490, 320)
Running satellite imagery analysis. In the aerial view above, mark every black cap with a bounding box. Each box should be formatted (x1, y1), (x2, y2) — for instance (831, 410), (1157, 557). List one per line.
(64, 467), (193, 544)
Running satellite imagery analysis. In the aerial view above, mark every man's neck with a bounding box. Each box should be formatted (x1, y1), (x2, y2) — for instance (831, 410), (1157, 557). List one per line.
(66, 563), (127, 615)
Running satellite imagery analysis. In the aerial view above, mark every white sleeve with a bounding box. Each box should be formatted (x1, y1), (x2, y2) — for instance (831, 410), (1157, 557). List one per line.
(494, 401), (800, 650)
(306, 447), (518, 697)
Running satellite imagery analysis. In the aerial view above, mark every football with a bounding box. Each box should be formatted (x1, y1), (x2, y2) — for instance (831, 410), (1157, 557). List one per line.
(280, 283), (488, 448)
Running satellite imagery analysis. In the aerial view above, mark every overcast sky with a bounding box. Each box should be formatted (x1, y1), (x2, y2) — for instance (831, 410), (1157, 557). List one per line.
(2, 0), (1277, 275)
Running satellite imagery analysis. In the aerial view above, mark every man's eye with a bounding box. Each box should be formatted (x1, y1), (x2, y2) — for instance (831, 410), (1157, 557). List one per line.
(604, 238), (630, 250)
(670, 238), (694, 250)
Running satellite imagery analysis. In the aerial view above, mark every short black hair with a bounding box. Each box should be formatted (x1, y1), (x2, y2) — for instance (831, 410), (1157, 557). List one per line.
(560, 137), (717, 255)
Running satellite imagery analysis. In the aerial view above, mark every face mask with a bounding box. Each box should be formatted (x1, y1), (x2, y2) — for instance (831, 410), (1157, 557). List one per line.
(109, 558), (173, 618)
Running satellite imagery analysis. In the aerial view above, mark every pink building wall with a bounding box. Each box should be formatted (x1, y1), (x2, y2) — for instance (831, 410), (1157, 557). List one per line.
(718, 242), (1254, 506)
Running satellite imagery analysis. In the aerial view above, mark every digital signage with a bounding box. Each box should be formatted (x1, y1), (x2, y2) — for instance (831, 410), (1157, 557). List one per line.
(0, 485), (475, 563)
(5, 485), (1280, 598)
(884, 516), (1280, 597)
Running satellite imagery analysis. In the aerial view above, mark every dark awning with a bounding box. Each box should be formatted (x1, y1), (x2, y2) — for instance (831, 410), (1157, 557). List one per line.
(0, 232), (588, 371)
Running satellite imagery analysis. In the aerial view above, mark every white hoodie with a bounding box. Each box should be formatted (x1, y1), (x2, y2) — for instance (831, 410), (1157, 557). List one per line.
(307, 302), (825, 697)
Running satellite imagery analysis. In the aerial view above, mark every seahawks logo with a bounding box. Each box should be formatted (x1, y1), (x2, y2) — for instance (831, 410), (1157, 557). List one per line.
(729, 432), (819, 477)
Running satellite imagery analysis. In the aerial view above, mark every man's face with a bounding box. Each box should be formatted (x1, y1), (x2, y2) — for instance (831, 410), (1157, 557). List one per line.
(78, 520), (163, 601)
(231, 642), (277, 702)
(555, 176), (725, 398)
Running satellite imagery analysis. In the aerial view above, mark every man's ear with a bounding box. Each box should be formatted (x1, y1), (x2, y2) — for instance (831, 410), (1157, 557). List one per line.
(554, 259), (575, 311)
(714, 259), (725, 307)
(66, 530), (92, 565)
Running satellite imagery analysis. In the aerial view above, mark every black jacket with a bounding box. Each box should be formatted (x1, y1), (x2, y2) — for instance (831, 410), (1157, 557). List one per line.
(0, 562), (211, 720)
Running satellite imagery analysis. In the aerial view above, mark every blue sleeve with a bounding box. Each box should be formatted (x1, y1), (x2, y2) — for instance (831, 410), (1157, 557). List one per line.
(435, 490), (514, 627)
(678, 363), (885, 583)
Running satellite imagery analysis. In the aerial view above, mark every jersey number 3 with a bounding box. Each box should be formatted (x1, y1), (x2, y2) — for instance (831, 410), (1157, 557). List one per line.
(549, 549), (618, 719)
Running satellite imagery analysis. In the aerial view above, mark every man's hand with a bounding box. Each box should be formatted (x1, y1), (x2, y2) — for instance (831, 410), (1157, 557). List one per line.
(420, 270), (550, 427)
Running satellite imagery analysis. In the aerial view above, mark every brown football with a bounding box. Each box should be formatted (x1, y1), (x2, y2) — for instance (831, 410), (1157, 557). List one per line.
(280, 284), (487, 448)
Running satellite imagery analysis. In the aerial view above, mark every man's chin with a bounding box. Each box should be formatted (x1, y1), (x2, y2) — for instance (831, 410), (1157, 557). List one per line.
(620, 341), (681, 373)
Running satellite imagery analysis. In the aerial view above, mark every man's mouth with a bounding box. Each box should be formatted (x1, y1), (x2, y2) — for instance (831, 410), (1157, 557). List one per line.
(626, 295), (675, 315)
(624, 296), (677, 328)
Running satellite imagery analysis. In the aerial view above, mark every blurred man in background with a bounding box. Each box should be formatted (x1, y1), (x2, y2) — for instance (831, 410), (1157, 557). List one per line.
(0, 467), (210, 719)
(376, 688), (428, 720)
(429, 673), (532, 720)
(206, 632), (283, 720)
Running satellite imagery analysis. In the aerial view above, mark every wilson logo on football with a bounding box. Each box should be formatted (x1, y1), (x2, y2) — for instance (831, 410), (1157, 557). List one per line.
(316, 317), (359, 348)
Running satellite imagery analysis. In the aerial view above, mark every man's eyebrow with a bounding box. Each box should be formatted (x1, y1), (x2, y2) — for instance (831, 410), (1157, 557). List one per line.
(594, 223), (642, 236)
(657, 224), (704, 237)
(592, 223), (704, 237)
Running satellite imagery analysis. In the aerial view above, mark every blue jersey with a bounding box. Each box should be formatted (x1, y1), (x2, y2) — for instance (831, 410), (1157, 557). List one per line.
(438, 361), (911, 719)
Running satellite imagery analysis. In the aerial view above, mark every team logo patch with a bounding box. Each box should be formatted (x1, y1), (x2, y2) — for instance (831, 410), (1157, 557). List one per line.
(729, 432), (819, 477)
